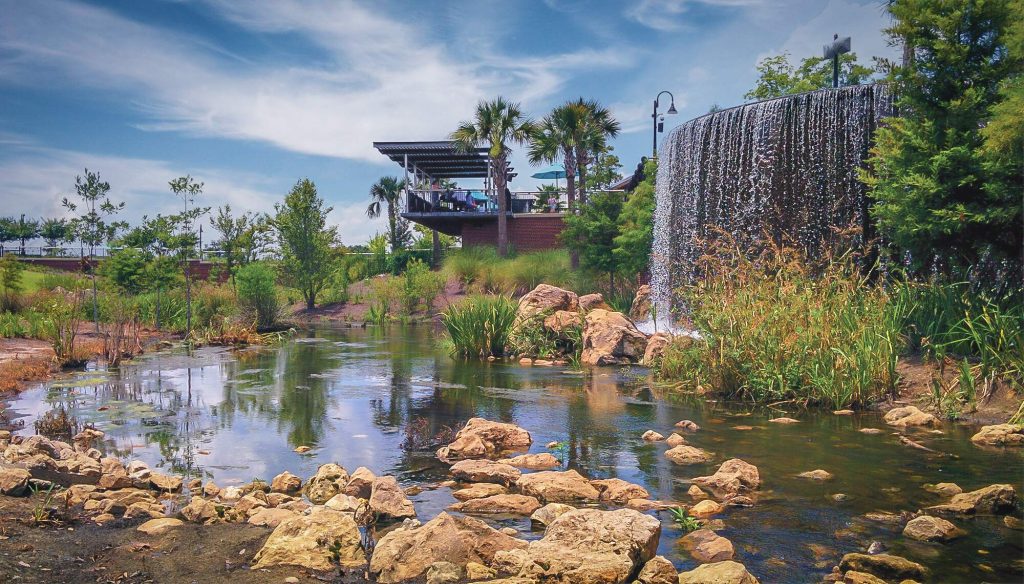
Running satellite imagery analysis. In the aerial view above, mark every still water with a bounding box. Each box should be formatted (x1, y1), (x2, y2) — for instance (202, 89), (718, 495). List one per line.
(5, 325), (1023, 581)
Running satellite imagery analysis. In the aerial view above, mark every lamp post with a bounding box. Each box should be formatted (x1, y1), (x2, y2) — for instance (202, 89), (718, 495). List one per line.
(652, 90), (678, 158)
(823, 34), (851, 88)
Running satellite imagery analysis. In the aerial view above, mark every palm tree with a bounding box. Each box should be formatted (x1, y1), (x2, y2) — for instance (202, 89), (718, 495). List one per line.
(571, 98), (620, 206)
(366, 176), (409, 253)
(528, 102), (588, 215)
(451, 97), (535, 257)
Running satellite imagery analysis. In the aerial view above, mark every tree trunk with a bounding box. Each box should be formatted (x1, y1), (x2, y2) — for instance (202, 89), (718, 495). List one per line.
(563, 149), (580, 269)
(495, 157), (509, 257)
(306, 294), (315, 310)
(185, 259), (192, 336)
(431, 229), (441, 268)
(576, 157), (589, 206)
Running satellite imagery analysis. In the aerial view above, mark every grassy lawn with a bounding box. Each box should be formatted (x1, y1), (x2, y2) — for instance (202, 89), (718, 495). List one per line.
(21, 268), (48, 293)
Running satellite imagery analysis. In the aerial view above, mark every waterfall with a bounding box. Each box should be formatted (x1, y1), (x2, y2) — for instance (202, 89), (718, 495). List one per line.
(648, 84), (894, 327)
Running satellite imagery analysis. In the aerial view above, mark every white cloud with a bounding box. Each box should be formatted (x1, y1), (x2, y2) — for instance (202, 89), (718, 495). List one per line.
(0, 141), (386, 245)
(775, 0), (898, 68)
(0, 0), (636, 163)
(626, 0), (763, 31)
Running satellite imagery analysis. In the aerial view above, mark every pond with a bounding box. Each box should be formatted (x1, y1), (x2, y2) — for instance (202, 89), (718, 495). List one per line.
(5, 325), (1022, 581)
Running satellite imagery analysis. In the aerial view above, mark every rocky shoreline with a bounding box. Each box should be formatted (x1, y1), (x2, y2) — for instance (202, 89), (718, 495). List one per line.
(1, 414), (1021, 583)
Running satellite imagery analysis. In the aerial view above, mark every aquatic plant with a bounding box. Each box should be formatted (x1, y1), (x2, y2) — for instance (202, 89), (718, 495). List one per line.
(440, 295), (517, 359)
(34, 406), (78, 440)
(39, 293), (83, 365)
(29, 482), (60, 525)
(668, 507), (701, 532)
(658, 235), (901, 409)
(366, 301), (388, 326)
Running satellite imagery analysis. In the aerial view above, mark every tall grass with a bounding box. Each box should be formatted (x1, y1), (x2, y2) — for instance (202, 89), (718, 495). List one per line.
(440, 295), (517, 358)
(658, 238), (902, 409)
(442, 247), (588, 295)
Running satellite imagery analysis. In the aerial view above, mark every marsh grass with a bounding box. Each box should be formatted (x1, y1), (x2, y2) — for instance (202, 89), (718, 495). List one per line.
(442, 247), (590, 295)
(658, 236), (901, 409)
(440, 295), (518, 358)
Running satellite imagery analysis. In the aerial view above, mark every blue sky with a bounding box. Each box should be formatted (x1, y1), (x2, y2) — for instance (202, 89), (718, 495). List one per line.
(0, 0), (898, 245)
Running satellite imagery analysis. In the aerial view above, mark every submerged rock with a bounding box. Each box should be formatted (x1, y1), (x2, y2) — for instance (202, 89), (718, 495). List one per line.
(883, 406), (939, 428)
(689, 499), (724, 518)
(369, 475), (417, 521)
(665, 433), (687, 447)
(664, 445), (713, 465)
(839, 553), (928, 581)
(675, 420), (700, 432)
(970, 424), (1024, 447)
(252, 508), (364, 572)
(580, 309), (648, 366)
(516, 470), (599, 503)
(436, 418), (532, 461)
(642, 430), (665, 441)
(681, 529), (734, 563)
(677, 561), (760, 584)
(369, 512), (527, 584)
(452, 483), (508, 501)
(768, 417), (800, 424)
(902, 515), (963, 542)
(797, 469), (834, 480)
(923, 482), (962, 496)
(450, 459), (521, 486)
(501, 508), (660, 583)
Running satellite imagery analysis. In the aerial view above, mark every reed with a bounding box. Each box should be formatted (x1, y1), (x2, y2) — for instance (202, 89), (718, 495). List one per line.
(440, 295), (518, 359)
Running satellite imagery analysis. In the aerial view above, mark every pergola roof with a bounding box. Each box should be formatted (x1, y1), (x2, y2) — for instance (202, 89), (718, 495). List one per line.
(374, 140), (492, 179)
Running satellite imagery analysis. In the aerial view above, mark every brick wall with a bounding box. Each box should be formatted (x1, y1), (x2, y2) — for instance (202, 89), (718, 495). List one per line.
(461, 214), (566, 251)
(19, 257), (228, 282)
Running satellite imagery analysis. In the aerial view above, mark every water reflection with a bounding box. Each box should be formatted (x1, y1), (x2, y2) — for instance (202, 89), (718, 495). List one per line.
(6, 325), (1022, 581)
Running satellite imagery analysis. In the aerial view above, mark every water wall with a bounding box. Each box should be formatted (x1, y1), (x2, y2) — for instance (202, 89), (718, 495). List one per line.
(649, 84), (893, 323)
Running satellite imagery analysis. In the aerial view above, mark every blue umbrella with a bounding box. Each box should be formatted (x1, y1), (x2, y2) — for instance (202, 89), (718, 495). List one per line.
(531, 163), (566, 190)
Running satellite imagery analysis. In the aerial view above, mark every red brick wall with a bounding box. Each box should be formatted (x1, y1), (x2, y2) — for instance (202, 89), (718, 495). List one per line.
(18, 257), (228, 282)
(461, 214), (566, 251)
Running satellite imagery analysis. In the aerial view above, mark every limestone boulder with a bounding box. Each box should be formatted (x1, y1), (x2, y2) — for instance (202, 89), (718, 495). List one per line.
(497, 452), (560, 470)
(180, 497), (219, 524)
(449, 494), (542, 516)
(137, 517), (183, 536)
(270, 471), (302, 494)
(629, 285), (652, 322)
(530, 502), (575, 527)
(452, 483), (508, 501)
(681, 529), (735, 563)
(450, 459), (521, 486)
(883, 406), (939, 428)
(675, 420), (700, 432)
(838, 553), (928, 582)
(0, 467), (31, 496)
(796, 469), (833, 481)
(642, 333), (672, 366)
(149, 472), (182, 492)
(124, 501), (166, 519)
(579, 293), (611, 312)
(580, 309), (648, 366)
(691, 459), (761, 496)
(426, 561), (462, 584)
(252, 508), (365, 572)
(642, 430), (665, 441)
(902, 515), (963, 542)
(369, 512), (528, 584)
(636, 555), (677, 584)
(516, 470), (600, 503)
(677, 561), (760, 584)
(509, 508), (661, 583)
(343, 466), (376, 498)
(247, 507), (298, 528)
(325, 493), (367, 514)
(665, 433), (687, 447)
(665, 445), (713, 465)
(970, 424), (1024, 446)
(690, 499), (724, 518)
(304, 463), (349, 504)
(436, 418), (532, 461)
(544, 310), (583, 338)
(517, 284), (579, 322)
(926, 483), (1016, 515)
(368, 475), (417, 521)
(591, 478), (650, 504)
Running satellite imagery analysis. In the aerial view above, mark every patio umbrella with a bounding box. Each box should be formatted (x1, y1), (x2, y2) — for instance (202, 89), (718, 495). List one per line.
(531, 163), (566, 190)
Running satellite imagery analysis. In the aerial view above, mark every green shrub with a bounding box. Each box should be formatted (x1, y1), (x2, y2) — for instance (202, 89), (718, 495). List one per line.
(0, 255), (25, 313)
(236, 262), (281, 330)
(658, 239), (902, 409)
(101, 248), (150, 294)
(38, 271), (87, 292)
(192, 284), (236, 331)
(441, 295), (518, 358)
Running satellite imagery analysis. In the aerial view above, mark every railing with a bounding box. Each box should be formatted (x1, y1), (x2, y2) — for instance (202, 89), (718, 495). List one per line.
(0, 245), (211, 260)
(404, 189), (566, 215)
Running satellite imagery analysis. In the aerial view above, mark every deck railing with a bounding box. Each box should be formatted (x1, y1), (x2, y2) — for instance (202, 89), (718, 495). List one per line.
(404, 189), (567, 215)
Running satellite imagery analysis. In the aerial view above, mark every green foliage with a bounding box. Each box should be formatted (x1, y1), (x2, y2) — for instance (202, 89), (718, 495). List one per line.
(441, 295), (518, 358)
(39, 293), (83, 365)
(442, 247), (583, 295)
(367, 259), (444, 319)
(745, 52), (875, 100)
(102, 248), (150, 294)
(210, 205), (272, 285)
(366, 177), (411, 254)
(273, 178), (342, 310)
(658, 240), (902, 409)
(39, 218), (70, 252)
(562, 191), (624, 287)
(235, 262), (282, 329)
(669, 507), (701, 532)
(0, 255), (25, 312)
(612, 159), (657, 279)
(863, 0), (1022, 277)
(61, 169), (124, 255)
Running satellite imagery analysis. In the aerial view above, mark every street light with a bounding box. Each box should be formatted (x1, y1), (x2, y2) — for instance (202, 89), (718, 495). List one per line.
(652, 90), (678, 158)
(823, 33), (851, 88)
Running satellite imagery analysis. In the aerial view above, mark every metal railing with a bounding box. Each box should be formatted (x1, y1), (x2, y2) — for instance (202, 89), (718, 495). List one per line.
(404, 189), (565, 215)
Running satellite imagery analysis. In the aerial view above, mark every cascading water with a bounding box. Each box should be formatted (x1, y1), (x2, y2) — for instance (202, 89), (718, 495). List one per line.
(648, 84), (893, 327)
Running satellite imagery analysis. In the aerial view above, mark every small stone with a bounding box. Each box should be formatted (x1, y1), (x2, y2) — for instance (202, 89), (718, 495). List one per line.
(681, 528), (735, 563)
(665, 433), (686, 447)
(839, 553), (928, 582)
(859, 428), (883, 434)
(675, 420), (700, 432)
(923, 482), (962, 496)
(137, 517), (184, 536)
(903, 515), (963, 542)
(833, 409), (855, 415)
(642, 430), (665, 441)
(293, 445), (311, 453)
(677, 561), (759, 584)
(465, 562), (496, 580)
(1003, 516), (1023, 530)
(768, 417), (800, 424)
(690, 499), (724, 518)
(688, 485), (708, 499)
(832, 493), (849, 502)
(271, 471), (302, 494)
(519, 357), (533, 365)
(530, 502), (575, 526)
(546, 441), (559, 448)
(636, 555), (677, 584)
(284, 578), (299, 584)
(797, 469), (833, 480)
(664, 445), (713, 465)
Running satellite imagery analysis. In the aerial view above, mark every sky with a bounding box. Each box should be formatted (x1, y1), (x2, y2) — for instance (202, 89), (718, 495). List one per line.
(0, 0), (899, 246)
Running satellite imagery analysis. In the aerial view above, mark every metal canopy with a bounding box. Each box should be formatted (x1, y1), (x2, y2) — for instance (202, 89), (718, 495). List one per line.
(373, 140), (491, 179)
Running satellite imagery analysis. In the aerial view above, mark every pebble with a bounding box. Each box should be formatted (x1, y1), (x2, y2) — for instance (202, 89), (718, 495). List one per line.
(284, 577), (299, 583)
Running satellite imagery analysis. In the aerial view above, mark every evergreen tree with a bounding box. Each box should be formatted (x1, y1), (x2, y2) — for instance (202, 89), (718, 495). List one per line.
(862, 0), (1022, 277)
(613, 160), (657, 281)
(273, 178), (340, 309)
(561, 191), (624, 291)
